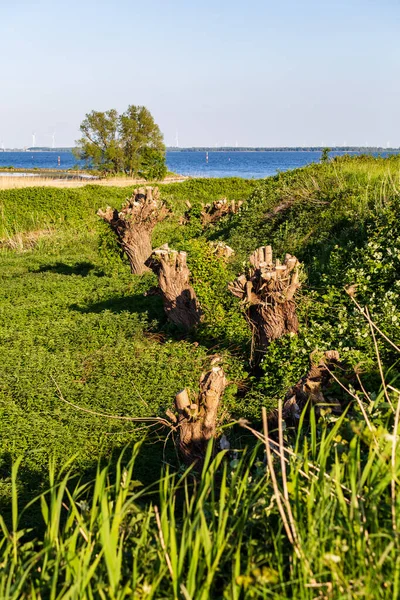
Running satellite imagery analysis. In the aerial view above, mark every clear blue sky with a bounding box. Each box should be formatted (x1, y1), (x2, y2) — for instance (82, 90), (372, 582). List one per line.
(1, 0), (399, 147)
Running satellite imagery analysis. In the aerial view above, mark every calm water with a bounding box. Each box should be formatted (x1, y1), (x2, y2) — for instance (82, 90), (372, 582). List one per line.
(0, 150), (394, 179)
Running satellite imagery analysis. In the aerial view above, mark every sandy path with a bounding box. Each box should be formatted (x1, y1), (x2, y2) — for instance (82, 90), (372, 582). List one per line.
(0, 174), (188, 190)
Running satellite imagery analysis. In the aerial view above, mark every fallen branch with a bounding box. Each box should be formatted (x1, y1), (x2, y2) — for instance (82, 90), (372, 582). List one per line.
(52, 376), (171, 428)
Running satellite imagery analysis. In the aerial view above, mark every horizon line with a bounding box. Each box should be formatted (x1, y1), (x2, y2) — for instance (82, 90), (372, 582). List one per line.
(1, 145), (400, 152)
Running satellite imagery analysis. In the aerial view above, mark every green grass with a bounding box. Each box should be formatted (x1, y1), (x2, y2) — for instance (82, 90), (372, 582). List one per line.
(2, 158), (400, 596)
(2, 390), (400, 598)
(2, 159), (400, 480)
(0, 178), (258, 239)
(0, 178), (257, 503)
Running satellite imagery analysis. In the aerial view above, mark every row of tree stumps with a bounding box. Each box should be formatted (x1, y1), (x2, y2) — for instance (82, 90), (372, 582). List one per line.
(98, 187), (323, 466)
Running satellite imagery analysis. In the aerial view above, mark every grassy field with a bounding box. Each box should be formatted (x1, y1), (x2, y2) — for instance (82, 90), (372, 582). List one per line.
(1, 157), (400, 597)
(0, 178), (258, 492)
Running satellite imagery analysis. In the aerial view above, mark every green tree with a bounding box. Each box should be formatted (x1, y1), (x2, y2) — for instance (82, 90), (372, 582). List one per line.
(74, 105), (167, 179)
(321, 147), (331, 163)
(120, 105), (166, 179)
(74, 109), (123, 173)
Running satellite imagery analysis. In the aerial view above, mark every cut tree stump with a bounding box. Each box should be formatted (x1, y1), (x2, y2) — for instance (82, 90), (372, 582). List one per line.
(268, 351), (342, 429)
(201, 198), (243, 225)
(180, 198), (242, 227)
(145, 244), (202, 330)
(286, 350), (342, 415)
(172, 362), (227, 465)
(209, 241), (235, 260)
(229, 245), (301, 364)
(97, 186), (169, 274)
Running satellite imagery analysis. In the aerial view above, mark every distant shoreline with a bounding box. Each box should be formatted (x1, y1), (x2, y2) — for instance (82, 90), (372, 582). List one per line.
(1, 146), (399, 153)
(166, 147), (400, 153)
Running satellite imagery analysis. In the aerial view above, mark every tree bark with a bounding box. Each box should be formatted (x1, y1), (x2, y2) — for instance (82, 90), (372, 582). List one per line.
(97, 186), (169, 274)
(173, 363), (227, 465)
(229, 246), (301, 364)
(209, 241), (235, 260)
(145, 244), (202, 330)
(201, 198), (243, 225)
(267, 351), (342, 429)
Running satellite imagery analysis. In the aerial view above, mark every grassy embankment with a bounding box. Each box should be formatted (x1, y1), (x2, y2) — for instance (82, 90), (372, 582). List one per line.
(1, 158), (400, 597)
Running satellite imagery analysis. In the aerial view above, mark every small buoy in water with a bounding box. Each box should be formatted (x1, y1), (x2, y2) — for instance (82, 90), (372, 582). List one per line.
(58, 156), (61, 166)
(206, 151), (208, 163)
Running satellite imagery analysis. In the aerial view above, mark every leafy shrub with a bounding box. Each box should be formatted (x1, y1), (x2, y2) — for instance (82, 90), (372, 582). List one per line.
(183, 238), (250, 351)
(97, 220), (130, 275)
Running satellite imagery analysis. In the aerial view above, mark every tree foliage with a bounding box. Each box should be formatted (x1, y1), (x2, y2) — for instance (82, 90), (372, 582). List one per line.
(74, 105), (167, 179)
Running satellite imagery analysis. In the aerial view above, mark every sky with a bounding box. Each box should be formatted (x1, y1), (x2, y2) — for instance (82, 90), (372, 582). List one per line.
(1, 0), (399, 148)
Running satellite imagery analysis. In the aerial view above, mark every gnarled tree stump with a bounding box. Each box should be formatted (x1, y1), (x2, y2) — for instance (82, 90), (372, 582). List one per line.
(229, 245), (301, 364)
(97, 187), (169, 274)
(209, 241), (235, 260)
(286, 350), (342, 414)
(180, 198), (242, 227)
(170, 363), (227, 465)
(267, 351), (342, 430)
(201, 198), (243, 225)
(145, 244), (202, 330)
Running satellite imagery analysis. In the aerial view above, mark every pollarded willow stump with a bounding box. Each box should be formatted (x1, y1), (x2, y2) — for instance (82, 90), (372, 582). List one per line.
(268, 351), (342, 428)
(97, 187), (169, 275)
(145, 244), (202, 330)
(209, 241), (235, 260)
(201, 198), (243, 225)
(229, 245), (301, 364)
(171, 363), (227, 465)
(287, 350), (342, 412)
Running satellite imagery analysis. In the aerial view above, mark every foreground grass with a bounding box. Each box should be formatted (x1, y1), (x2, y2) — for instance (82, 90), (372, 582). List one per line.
(2, 387), (400, 599)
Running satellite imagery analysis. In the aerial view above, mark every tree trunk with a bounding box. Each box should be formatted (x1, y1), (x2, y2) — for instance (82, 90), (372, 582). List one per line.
(97, 186), (169, 274)
(229, 245), (301, 364)
(145, 244), (202, 330)
(172, 363), (227, 466)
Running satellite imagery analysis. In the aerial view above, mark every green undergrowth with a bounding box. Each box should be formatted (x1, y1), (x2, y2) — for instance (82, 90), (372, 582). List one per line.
(2, 158), (400, 596)
(2, 398), (400, 599)
(0, 178), (258, 240)
(2, 159), (400, 489)
(0, 178), (257, 507)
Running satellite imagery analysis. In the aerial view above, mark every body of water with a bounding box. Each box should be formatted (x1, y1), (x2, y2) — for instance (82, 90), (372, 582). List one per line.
(167, 150), (329, 178)
(0, 150), (395, 179)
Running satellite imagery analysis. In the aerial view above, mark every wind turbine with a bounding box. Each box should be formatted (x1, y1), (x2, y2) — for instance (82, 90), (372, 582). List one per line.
(52, 132), (56, 149)
(32, 132), (36, 148)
